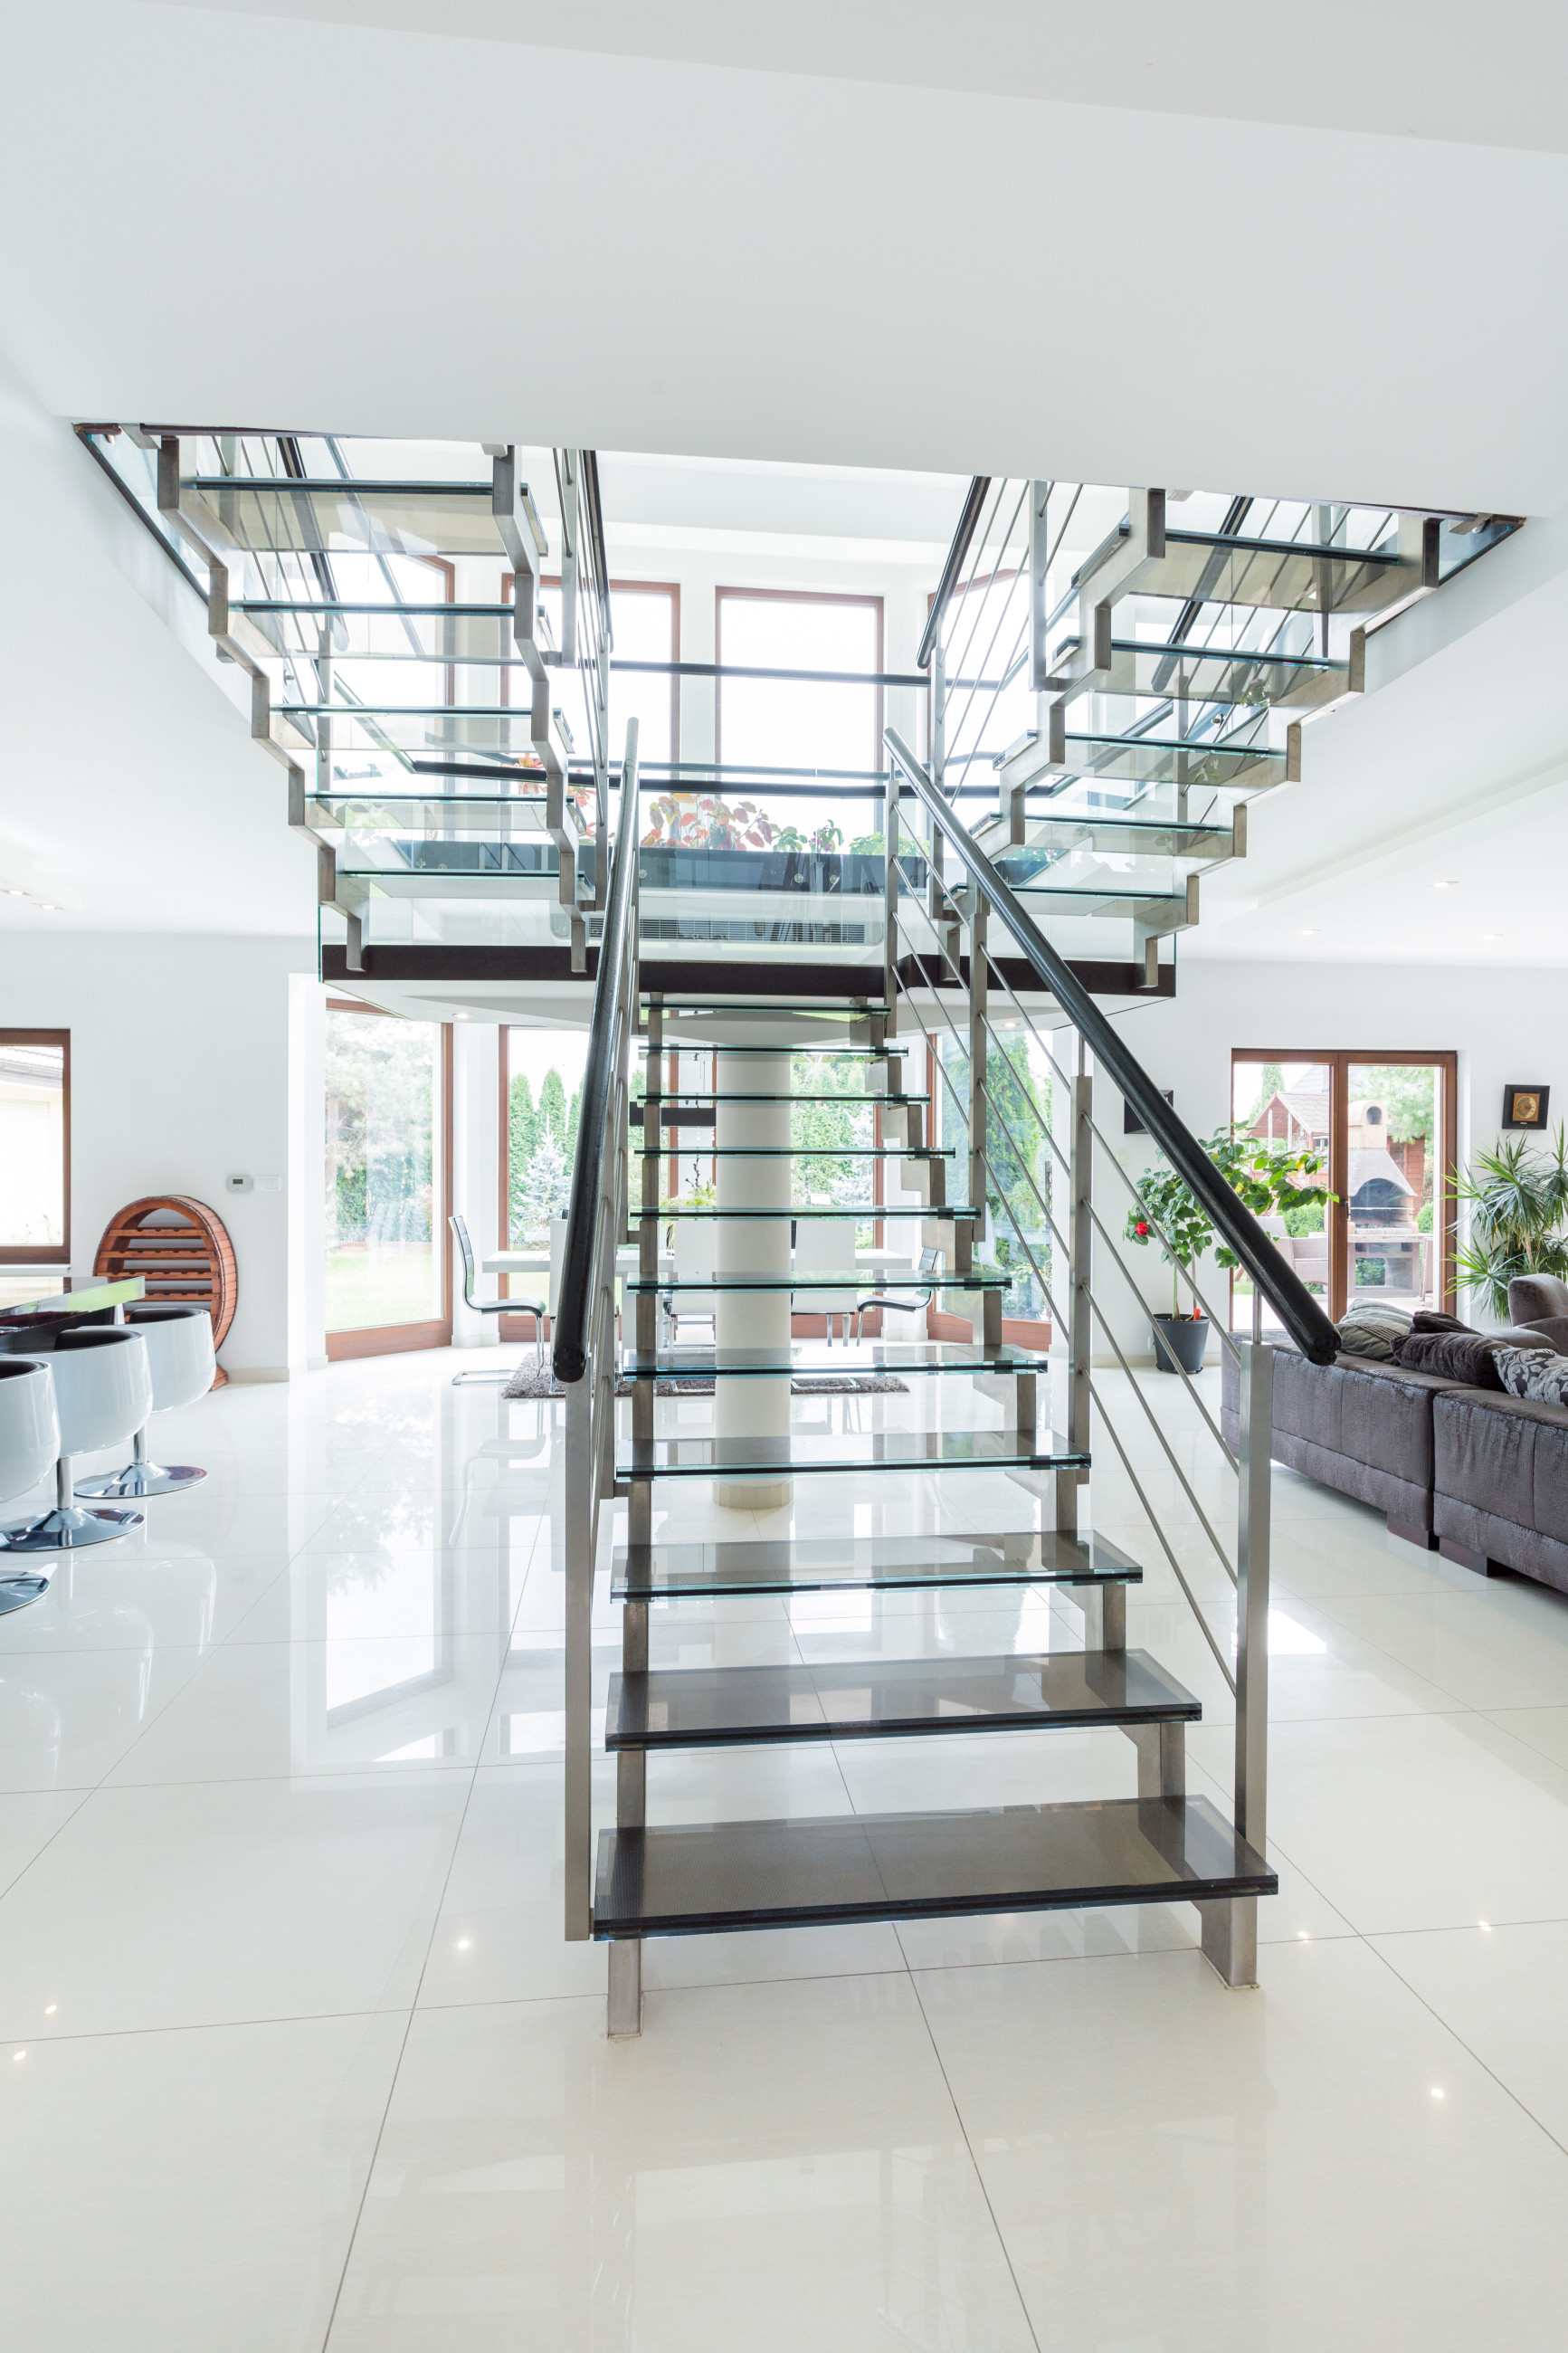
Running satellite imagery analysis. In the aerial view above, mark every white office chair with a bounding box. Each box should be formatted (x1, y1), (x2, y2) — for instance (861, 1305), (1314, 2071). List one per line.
(450, 1214), (549, 1386)
(1, 1328), (149, 1551)
(793, 1217), (858, 1344)
(75, 1303), (214, 1498)
(0, 1358), (60, 1609)
(851, 1246), (942, 1340)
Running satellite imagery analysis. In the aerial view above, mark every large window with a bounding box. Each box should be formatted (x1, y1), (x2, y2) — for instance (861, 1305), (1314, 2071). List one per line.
(716, 589), (882, 840)
(326, 1005), (451, 1355)
(0, 1032), (69, 1265)
(538, 580), (679, 774)
(501, 1028), (588, 1249)
(1230, 1050), (1455, 1328)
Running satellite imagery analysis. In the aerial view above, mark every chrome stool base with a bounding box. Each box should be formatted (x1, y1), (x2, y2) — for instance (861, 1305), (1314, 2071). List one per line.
(0, 1572), (49, 1614)
(0, 1505), (143, 1552)
(75, 1462), (206, 1500)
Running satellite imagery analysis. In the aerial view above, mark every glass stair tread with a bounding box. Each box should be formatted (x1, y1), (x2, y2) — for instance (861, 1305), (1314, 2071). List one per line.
(183, 478), (519, 558)
(633, 1146), (954, 1159)
(606, 1649), (1201, 1750)
(620, 1344), (1049, 1377)
(1007, 884), (1193, 917)
(650, 1204), (979, 1221)
(615, 1431), (1086, 1478)
(1079, 525), (1413, 615)
(592, 1796), (1277, 1939)
(639, 1042), (904, 1060)
(1053, 732), (1283, 790)
(643, 1092), (929, 1107)
(993, 818), (1232, 868)
(624, 1272), (1012, 1293)
(613, 1528), (1143, 1600)
(642, 996), (892, 1014)
(1073, 639), (1354, 710)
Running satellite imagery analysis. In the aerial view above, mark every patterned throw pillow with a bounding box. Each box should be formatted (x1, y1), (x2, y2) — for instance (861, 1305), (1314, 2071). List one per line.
(1336, 1302), (1414, 1360)
(1494, 1346), (1568, 1406)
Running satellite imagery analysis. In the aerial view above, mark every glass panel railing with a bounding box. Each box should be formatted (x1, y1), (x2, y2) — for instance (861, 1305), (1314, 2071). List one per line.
(995, 813), (1233, 869)
(1054, 728), (1286, 792)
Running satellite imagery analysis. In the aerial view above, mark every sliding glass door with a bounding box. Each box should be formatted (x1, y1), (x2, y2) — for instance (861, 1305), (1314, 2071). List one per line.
(1231, 1051), (1455, 1327)
(326, 1004), (452, 1358)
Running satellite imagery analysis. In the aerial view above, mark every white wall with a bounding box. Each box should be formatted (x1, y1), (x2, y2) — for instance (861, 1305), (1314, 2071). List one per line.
(0, 931), (318, 1377)
(1092, 956), (1568, 1349)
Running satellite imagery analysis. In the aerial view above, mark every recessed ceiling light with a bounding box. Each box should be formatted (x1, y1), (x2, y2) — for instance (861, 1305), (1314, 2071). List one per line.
(1481, 933), (1500, 941)
(454, 1011), (469, 1020)
(39, 904), (57, 911)
(1434, 879), (1459, 889)
(4, 888), (23, 897)
(1299, 928), (1320, 936)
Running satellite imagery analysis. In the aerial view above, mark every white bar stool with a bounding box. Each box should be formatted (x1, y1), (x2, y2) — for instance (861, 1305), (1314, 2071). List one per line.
(0, 1358), (61, 1609)
(76, 1304), (214, 1499)
(1, 1328), (150, 1551)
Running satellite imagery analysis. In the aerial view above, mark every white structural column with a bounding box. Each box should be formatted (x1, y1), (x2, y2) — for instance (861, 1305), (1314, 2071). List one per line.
(714, 1049), (792, 1510)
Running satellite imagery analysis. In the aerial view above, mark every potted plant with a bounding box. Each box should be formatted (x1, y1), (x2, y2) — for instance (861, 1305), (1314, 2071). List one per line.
(1452, 1126), (1568, 1319)
(1125, 1129), (1332, 1373)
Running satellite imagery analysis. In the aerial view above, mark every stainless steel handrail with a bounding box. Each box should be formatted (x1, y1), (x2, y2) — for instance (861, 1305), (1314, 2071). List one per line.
(884, 726), (1341, 1366)
(917, 475), (992, 670)
(553, 719), (641, 1385)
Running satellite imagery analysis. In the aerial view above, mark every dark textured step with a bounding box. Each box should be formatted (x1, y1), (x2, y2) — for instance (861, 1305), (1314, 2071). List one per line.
(593, 1796), (1276, 1939)
(605, 1648), (1199, 1750)
(620, 1344), (1048, 1379)
(641, 996), (893, 1015)
(613, 1527), (1140, 1600)
(617, 1431), (1084, 1480)
(639, 1042), (904, 1060)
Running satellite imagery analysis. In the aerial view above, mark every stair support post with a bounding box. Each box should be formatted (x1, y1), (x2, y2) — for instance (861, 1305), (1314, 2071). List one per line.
(1199, 1335), (1272, 1990)
(882, 792), (899, 1033)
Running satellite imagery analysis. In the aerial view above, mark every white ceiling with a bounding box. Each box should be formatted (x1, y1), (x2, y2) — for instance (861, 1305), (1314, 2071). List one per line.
(0, 2), (1564, 511)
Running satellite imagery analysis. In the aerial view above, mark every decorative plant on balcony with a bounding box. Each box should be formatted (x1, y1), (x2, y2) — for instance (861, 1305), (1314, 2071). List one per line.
(1125, 1129), (1332, 1320)
(640, 795), (848, 856)
(1452, 1126), (1568, 1320)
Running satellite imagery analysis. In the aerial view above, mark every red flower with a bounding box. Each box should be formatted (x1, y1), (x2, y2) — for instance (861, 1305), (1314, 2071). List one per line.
(1135, 1220), (1150, 1236)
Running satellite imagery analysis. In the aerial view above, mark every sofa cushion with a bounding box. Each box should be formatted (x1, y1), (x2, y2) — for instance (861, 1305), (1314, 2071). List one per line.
(1397, 1328), (1544, 1388)
(1494, 1346), (1568, 1407)
(1336, 1302), (1412, 1359)
(1433, 1389), (1568, 1593)
(1221, 1339), (1469, 1529)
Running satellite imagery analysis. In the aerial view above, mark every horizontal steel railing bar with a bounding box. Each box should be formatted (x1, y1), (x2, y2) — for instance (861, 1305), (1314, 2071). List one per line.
(896, 950), (1240, 1567)
(554, 720), (641, 1386)
(979, 953), (1242, 1374)
(1085, 1380), (1239, 1694)
(918, 474), (993, 669)
(885, 729), (1339, 1366)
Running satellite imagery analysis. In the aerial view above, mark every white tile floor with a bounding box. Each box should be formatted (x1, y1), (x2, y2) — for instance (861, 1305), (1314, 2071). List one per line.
(4, 1348), (1568, 2348)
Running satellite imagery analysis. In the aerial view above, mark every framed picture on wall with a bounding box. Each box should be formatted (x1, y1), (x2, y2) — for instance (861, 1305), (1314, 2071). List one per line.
(1504, 1085), (1550, 1130)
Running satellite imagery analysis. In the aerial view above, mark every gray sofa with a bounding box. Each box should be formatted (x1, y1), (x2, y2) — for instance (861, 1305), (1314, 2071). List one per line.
(1221, 1338), (1568, 1595)
(1508, 1273), (1568, 1355)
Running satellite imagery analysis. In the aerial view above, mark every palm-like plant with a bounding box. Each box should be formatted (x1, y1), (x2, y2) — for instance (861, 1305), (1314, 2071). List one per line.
(1452, 1127), (1568, 1320)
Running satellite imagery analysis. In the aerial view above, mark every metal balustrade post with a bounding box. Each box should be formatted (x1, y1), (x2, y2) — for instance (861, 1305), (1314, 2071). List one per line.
(1201, 1336), (1272, 1988)
(882, 794), (898, 1033)
(563, 1370), (594, 1943)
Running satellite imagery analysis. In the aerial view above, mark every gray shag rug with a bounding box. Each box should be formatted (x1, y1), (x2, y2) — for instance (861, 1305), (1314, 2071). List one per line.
(502, 1364), (908, 1401)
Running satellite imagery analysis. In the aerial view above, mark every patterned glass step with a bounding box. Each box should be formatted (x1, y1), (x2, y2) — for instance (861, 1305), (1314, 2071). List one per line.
(616, 1430), (1085, 1479)
(605, 1648), (1200, 1750)
(613, 1528), (1139, 1600)
(619, 1344), (1047, 1379)
(593, 1796), (1277, 1938)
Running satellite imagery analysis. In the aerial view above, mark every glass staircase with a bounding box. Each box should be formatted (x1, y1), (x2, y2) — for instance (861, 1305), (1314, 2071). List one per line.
(549, 717), (1353, 2038)
(76, 427), (1517, 995)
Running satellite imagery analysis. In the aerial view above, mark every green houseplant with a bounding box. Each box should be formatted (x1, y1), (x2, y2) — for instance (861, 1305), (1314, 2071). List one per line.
(1125, 1129), (1332, 1373)
(1452, 1126), (1568, 1321)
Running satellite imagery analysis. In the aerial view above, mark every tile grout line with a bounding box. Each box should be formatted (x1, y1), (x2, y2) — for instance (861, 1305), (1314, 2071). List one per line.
(904, 1959), (1044, 2353)
(1361, 1929), (1568, 2167)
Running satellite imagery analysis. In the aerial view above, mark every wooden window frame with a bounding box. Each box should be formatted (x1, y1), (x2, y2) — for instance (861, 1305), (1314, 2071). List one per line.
(510, 576), (682, 768)
(714, 586), (884, 775)
(325, 1007), (454, 1360)
(0, 1028), (70, 1266)
(1230, 1047), (1459, 1323)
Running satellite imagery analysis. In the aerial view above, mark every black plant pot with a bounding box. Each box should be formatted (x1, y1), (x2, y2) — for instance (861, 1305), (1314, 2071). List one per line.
(1152, 1314), (1210, 1375)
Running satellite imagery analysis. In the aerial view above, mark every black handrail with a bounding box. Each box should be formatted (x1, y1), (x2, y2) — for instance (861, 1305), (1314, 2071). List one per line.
(917, 476), (991, 671)
(580, 451), (611, 650)
(884, 727), (1341, 1366)
(552, 719), (640, 1384)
